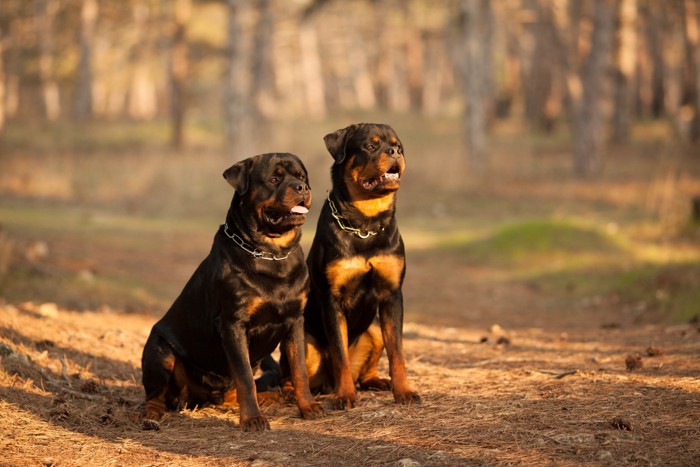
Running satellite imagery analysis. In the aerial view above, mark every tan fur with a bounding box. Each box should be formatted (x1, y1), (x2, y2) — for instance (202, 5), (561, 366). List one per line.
(352, 194), (395, 217)
(326, 255), (404, 296)
(247, 297), (265, 316)
(267, 229), (297, 247)
(367, 255), (404, 290)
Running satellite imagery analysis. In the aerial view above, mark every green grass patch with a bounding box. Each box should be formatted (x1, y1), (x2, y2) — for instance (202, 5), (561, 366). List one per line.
(441, 219), (624, 270)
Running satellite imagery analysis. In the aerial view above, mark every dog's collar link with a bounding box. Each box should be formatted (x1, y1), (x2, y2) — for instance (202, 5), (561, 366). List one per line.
(222, 223), (291, 261)
(328, 192), (384, 239)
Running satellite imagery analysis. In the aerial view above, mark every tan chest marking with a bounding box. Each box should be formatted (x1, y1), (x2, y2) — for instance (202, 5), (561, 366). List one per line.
(246, 297), (265, 315)
(267, 229), (297, 248)
(352, 194), (395, 218)
(326, 254), (404, 295)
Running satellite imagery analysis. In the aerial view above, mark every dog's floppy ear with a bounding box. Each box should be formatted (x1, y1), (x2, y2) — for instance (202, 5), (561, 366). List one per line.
(324, 124), (359, 164)
(223, 158), (253, 194)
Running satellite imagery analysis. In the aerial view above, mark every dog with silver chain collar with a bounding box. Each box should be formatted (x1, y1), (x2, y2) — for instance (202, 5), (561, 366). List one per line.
(140, 152), (323, 431)
(279, 123), (421, 410)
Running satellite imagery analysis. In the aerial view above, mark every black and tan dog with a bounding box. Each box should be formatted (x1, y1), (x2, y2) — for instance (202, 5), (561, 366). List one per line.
(141, 153), (323, 431)
(288, 123), (421, 410)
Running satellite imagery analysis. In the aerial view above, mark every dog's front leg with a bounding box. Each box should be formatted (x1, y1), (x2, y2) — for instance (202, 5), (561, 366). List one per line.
(283, 317), (325, 419)
(379, 291), (421, 405)
(221, 323), (270, 431)
(323, 305), (356, 409)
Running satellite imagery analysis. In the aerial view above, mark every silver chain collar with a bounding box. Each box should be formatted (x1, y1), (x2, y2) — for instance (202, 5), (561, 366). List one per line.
(222, 223), (291, 261)
(327, 192), (384, 239)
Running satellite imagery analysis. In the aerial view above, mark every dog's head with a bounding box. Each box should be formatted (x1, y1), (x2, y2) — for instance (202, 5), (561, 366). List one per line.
(324, 123), (405, 202)
(223, 153), (311, 237)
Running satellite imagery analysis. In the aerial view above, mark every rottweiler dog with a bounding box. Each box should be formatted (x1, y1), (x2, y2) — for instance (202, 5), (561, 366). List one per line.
(287, 123), (421, 410)
(141, 153), (323, 431)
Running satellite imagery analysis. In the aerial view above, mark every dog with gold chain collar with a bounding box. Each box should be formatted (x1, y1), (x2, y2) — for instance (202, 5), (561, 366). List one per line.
(280, 123), (421, 410)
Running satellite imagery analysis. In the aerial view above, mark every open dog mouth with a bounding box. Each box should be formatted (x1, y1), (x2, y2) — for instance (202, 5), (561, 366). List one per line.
(264, 202), (309, 225)
(361, 164), (401, 191)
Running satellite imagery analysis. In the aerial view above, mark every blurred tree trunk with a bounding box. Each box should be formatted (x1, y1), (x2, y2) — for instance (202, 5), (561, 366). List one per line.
(169, 0), (190, 149)
(36, 0), (60, 121)
(299, 17), (326, 118)
(520, 0), (561, 132)
(376, 1), (410, 112)
(348, 22), (377, 110)
(457, 0), (491, 174)
(551, 0), (616, 177)
(0, 27), (5, 136)
(612, 0), (637, 142)
(128, 3), (157, 120)
(681, 0), (700, 142)
(645, 1), (666, 119)
(421, 33), (446, 116)
(74, 0), (97, 121)
(250, 0), (276, 120)
(224, 0), (252, 151)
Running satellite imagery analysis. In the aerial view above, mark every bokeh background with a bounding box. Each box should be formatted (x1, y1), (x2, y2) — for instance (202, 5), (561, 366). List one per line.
(1, 0), (699, 328)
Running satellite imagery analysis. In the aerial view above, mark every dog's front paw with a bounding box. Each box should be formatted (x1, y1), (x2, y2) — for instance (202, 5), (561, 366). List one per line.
(332, 391), (357, 410)
(299, 401), (325, 420)
(394, 390), (421, 406)
(360, 377), (392, 392)
(142, 418), (161, 431)
(240, 414), (271, 432)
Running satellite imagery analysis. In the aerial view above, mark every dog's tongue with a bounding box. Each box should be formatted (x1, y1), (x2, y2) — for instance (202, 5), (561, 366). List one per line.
(290, 205), (308, 214)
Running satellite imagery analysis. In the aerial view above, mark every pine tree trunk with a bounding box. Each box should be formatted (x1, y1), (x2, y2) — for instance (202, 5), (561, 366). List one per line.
(573, 0), (615, 176)
(36, 0), (60, 121)
(682, 0), (700, 142)
(458, 0), (490, 174)
(0, 27), (5, 135)
(128, 3), (157, 120)
(250, 0), (277, 120)
(74, 0), (97, 121)
(612, 0), (637, 142)
(169, 0), (190, 149)
(224, 0), (252, 151)
(298, 18), (326, 118)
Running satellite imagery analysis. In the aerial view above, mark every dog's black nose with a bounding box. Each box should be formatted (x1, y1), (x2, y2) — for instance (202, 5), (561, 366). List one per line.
(294, 182), (308, 193)
(387, 147), (400, 158)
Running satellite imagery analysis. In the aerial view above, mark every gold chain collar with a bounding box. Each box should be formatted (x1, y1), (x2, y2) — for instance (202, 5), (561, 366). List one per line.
(327, 192), (385, 239)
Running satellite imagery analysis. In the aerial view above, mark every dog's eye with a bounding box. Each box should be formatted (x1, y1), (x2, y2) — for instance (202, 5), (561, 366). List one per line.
(269, 177), (279, 184)
(299, 175), (306, 182)
(366, 145), (376, 151)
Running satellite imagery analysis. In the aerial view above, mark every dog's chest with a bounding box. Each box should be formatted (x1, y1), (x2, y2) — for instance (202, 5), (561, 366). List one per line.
(325, 254), (404, 297)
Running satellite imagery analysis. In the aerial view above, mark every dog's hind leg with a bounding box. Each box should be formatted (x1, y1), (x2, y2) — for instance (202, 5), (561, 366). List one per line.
(352, 323), (392, 392)
(141, 333), (178, 430)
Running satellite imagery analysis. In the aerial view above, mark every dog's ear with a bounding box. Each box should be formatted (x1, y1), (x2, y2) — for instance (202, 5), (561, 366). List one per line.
(223, 158), (253, 194)
(324, 124), (359, 164)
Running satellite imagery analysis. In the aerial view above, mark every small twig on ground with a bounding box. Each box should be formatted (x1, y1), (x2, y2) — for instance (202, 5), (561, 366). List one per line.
(538, 369), (578, 379)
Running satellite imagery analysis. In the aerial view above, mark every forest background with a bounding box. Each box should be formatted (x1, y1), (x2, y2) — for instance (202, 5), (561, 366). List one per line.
(0, 1), (699, 465)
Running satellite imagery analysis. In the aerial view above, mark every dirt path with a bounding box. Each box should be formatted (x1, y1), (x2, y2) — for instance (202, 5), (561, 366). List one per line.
(1, 301), (698, 466)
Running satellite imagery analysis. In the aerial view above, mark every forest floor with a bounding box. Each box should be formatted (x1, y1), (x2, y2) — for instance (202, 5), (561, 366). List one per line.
(1, 118), (700, 465)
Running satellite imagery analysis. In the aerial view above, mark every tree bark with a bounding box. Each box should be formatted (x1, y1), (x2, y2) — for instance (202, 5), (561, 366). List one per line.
(250, 0), (276, 120)
(550, 0), (616, 177)
(169, 0), (190, 149)
(612, 0), (637, 142)
(298, 17), (326, 118)
(681, 0), (700, 142)
(128, 3), (157, 120)
(574, 0), (616, 176)
(36, 0), (60, 121)
(458, 0), (491, 174)
(74, 0), (97, 121)
(224, 0), (253, 151)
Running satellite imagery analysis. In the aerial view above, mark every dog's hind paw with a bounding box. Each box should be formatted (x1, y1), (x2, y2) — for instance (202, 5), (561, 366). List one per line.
(142, 418), (161, 431)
